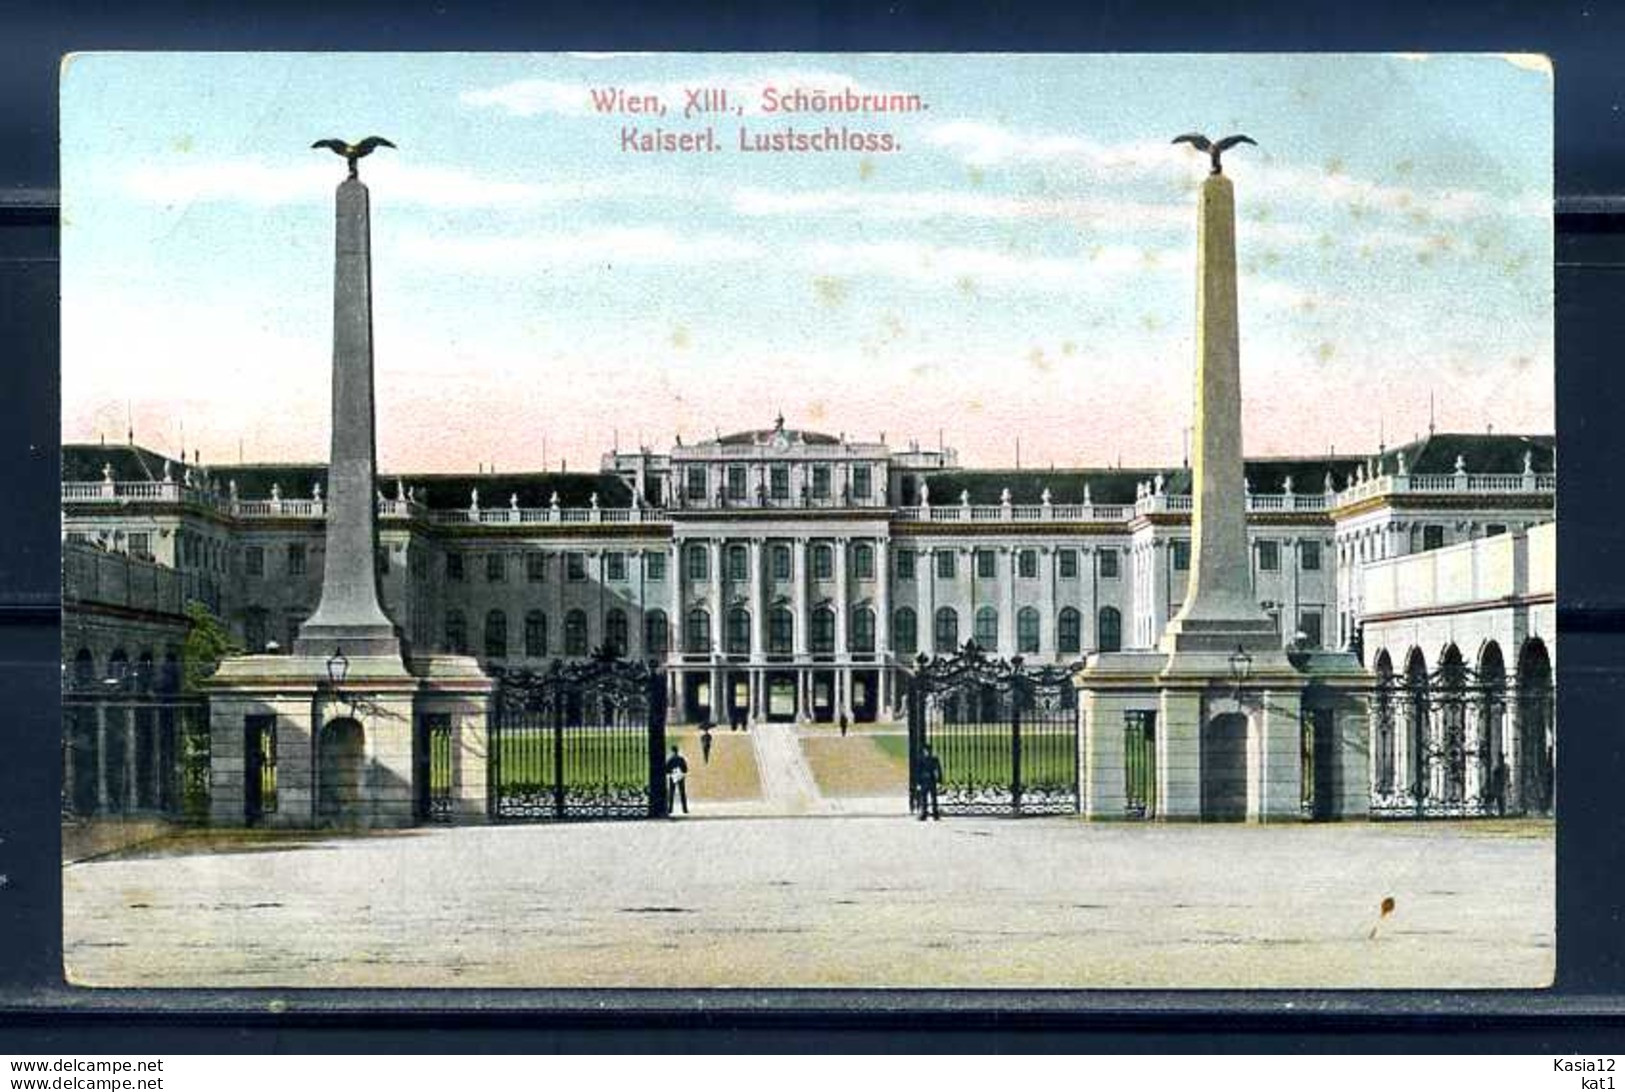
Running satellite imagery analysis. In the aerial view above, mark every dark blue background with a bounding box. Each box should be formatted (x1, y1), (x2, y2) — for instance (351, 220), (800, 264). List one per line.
(1, 0), (1621, 1052)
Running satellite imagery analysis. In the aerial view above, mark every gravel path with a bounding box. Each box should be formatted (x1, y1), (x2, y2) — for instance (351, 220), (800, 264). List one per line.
(63, 817), (1553, 989)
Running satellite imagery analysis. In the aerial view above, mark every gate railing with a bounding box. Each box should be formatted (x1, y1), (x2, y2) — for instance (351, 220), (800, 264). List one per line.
(905, 643), (1081, 816)
(488, 653), (667, 821)
(61, 692), (210, 822)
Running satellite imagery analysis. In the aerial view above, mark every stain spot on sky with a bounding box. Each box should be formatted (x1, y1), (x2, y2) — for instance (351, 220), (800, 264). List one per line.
(669, 324), (691, 349)
(813, 276), (848, 307)
(857, 158), (875, 182)
(1315, 340), (1337, 363)
(1028, 347), (1051, 373)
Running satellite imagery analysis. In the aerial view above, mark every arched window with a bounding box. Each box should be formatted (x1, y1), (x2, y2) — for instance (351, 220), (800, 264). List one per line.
(605, 609), (629, 656)
(1516, 638), (1554, 815)
(644, 610), (669, 659)
(444, 611), (467, 655)
(160, 650), (181, 694)
(934, 607), (959, 653)
(812, 543), (834, 580)
(108, 648), (130, 690)
(135, 651), (155, 692)
(851, 606), (875, 653)
(725, 608), (751, 654)
(1437, 644), (1468, 803)
(853, 543), (875, 580)
(1404, 648), (1429, 802)
(893, 608), (918, 656)
(1057, 607), (1081, 655)
(974, 606), (999, 651)
(811, 606), (836, 654)
(564, 609), (589, 656)
(685, 608), (711, 654)
(1478, 641), (1507, 808)
(768, 607), (793, 655)
(72, 648), (95, 689)
(1017, 607), (1040, 654)
(484, 610), (508, 659)
(524, 610), (547, 658)
(1373, 650), (1396, 795)
(1097, 607), (1121, 653)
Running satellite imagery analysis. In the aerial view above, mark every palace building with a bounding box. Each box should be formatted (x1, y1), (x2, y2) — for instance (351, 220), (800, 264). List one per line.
(63, 422), (1554, 757)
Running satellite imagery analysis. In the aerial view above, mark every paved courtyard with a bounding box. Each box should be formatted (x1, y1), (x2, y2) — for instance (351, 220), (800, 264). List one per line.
(64, 817), (1553, 989)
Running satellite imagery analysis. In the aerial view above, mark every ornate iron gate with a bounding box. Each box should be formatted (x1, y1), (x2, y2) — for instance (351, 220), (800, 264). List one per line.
(905, 644), (1080, 816)
(1370, 658), (1511, 818)
(489, 655), (667, 821)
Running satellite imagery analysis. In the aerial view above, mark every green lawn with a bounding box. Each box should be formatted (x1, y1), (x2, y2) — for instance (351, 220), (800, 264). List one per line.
(921, 727), (1077, 789)
(490, 728), (652, 791)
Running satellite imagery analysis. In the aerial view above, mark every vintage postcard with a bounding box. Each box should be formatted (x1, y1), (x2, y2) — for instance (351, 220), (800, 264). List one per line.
(59, 53), (1554, 989)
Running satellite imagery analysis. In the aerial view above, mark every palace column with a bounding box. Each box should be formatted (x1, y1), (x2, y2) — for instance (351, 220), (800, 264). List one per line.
(876, 538), (891, 715)
(835, 536), (850, 717)
(793, 536), (810, 721)
(1041, 544), (1057, 657)
(1001, 546), (1017, 658)
(749, 537), (764, 721)
(709, 539), (724, 653)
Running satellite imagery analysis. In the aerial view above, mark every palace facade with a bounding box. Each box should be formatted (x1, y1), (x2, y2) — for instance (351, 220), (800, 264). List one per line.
(63, 422), (1555, 736)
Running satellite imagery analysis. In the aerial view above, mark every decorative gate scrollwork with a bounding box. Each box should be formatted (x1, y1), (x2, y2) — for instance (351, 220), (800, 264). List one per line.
(905, 642), (1080, 816)
(1370, 657), (1515, 819)
(489, 651), (667, 821)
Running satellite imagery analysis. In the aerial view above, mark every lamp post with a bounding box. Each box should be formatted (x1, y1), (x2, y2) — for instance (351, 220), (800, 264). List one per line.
(326, 645), (351, 713)
(1228, 644), (1253, 700)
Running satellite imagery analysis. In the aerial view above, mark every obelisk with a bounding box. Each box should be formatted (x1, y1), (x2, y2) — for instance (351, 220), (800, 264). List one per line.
(295, 164), (403, 660)
(1159, 153), (1277, 654)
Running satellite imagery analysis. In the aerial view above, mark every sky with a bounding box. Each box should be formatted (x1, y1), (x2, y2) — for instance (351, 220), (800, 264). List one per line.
(61, 52), (1554, 474)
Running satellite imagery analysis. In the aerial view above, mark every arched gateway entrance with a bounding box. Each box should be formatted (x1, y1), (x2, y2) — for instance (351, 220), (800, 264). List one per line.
(1201, 713), (1249, 821)
(318, 718), (366, 824)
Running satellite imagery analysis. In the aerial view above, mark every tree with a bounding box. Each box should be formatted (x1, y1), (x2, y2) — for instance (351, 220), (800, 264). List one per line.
(181, 600), (241, 694)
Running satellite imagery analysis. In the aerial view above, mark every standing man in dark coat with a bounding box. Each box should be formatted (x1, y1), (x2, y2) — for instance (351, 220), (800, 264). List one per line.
(917, 743), (942, 821)
(699, 722), (714, 764)
(664, 744), (689, 816)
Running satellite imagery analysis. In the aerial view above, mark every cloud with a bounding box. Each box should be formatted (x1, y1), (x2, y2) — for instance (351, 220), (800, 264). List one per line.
(394, 225), (763, 271)
(731, 185), (1187, 229)
(461, 69), (874, 118)
(802, 238), (1184, 289)
(123, 157), (608, 209)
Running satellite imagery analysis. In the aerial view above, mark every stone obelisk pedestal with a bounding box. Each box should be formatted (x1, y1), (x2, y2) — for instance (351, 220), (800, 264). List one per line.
(1075, 163), (1368, 823)
(203, 165), (493, 830)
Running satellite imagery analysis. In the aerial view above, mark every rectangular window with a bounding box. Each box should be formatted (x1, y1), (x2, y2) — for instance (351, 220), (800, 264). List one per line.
(770, 465), (789, 500)
(852, 465), (872, 499)
(647, 552), (666, 581)
(128, 532), (150, 559)
(812, 465), (831, 498)
(287, 544), (306, 576)
(486, 552), (505, 582)
(1300, 541), (1322, 571)
(1423, 525), (1446, 551)
(686, 466), (707, 501)
(771, 545), (791, 581)
(936, 550), (956, 580)
(1172, 540), (1190, 572)
(566, 552), (586, 581)
(606, 552), (626, 581)
(727, 546), (748, 582)
(1258, 540), (1280, 572)
(446, 552), (464, 581)
(526, 551), (546, 582)
(854, 545), (875, 581)
(1098, 549), (1119, 579)
(813, 544), (834, 581)
(686, 544), (709, 581)
(727, 465), (747, 500)
(1058, 549), (1078, 579)
(1485, 523), (1507, 538)
(976, 550), (996, 579)
(245, 546), (264, 577)
(1018, 549), (1038, 579)
(1298, 610), (1323, 649)
(896, 549), (916, 580)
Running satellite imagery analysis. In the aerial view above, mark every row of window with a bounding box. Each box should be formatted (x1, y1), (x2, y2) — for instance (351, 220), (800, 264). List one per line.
(239, 538), (1325, 583)
(684, 463), (878, 502)
(445, 605), (1127, 660)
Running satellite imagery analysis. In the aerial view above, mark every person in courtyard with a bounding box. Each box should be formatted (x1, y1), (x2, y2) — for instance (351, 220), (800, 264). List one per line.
(839, 712), (848, 737)
(917, 744), (942, 821)
(699, 722), (714, 764)
(664, 744), (689, 816)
